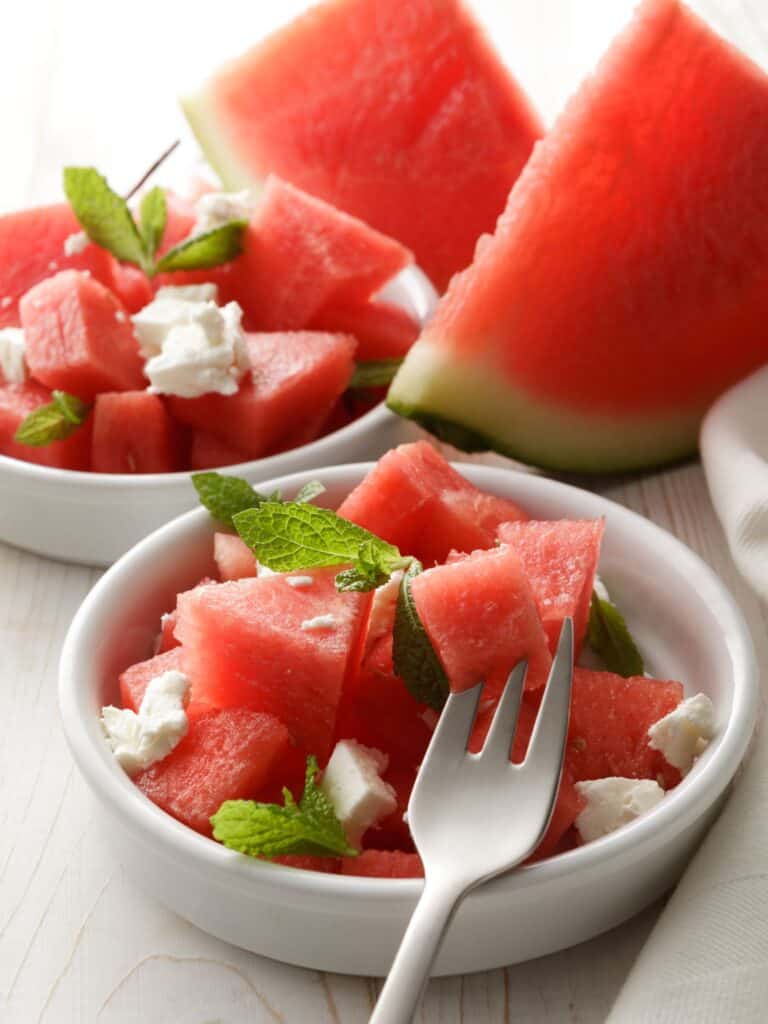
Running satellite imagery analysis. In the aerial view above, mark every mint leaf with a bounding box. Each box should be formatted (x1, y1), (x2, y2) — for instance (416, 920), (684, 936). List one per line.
(233, 501), (408, 588)
(63, 167), (149, 271)
(392, 560), (450, 710)
(191, 471), (270, 529)
(211, 756), (356, 858)
(155, 220), (247, 272)
(295, 480), (326, 505)
(14, 390), (91, 447)
(587, 592), (644, 677)
(139, 186), (167, 257)
(349, 359), (403, 389)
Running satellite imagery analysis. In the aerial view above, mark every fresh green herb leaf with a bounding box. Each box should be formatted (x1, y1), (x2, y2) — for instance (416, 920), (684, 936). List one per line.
(349, 359), (404, 389)
(191, 471), (271, 529)
(138, 186), (167, 257)
(63, 167), (148, 271)
(587, 591), (644, 677)
(294, 480), (326, 505)
(13, 390), (91, 447)
(155, 220), (247, 272)
(233, 501), (408, 589)
(392, 560), (450, 710)
(211, 756), (357, 858)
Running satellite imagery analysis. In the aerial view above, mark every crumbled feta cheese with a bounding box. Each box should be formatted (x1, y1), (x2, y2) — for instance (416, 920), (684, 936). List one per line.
(286, 575), (314, 588)
(63, 231), (89, 257)
(155, 283), (219, 304)
(0, 327), (28, 384)
(1, 296), (12, 309)
(257, 563), (277, 578)
(193, 189), (256, 235)
(365, 570), (404, 651)
(320, 740), (397, 848)
(648, 693), (715, 774)
(575, 777), (664, 842)
(301, 614), (339, 631)
(100, 670), (190, 776)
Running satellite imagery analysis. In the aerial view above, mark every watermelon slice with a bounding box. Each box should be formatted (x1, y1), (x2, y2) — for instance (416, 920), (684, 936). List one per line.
(91, 392), (181, 473)
(410, 544), (552, 696)
(169, 331), (356, 459)
(341, 850), (424, 878)
(213, 532), (257, 581)
(337, 441), (527, 565)
(189, 430), (248, 470)
(0, 382), (92, 470)
(0, 204), (113, 328)
(388, 0), (768, 472)
(497, 519), (604, 654)
(182, 0), (541, 290)
(310, 300), (420, 362)
(135, 708), (290, 834)
(174, 570), (373, 758)
(20, 271), (145, 400)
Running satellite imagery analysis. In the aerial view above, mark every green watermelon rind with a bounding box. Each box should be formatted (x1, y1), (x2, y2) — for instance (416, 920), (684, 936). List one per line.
(181, 87), (255, 192)
(387, 339), (700, 475)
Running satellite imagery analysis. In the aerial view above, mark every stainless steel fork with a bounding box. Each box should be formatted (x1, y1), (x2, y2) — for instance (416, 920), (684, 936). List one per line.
(370, 617), (574, 1024)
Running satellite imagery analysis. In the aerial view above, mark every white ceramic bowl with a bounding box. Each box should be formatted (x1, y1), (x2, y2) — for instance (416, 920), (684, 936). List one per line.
(0, 267), (436, 567)
(59, 463), (758, 976)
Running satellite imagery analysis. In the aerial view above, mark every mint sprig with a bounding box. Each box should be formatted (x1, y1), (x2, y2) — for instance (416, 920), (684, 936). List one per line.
(63, 167), (246, 277)
(211, 756), (356, 858)
(392, 560), (450, 710)
(14, 390), (91, 447)
(192, 471), (325, 530)
(349, 359), (404, 390)
(587, 591), (644, 677)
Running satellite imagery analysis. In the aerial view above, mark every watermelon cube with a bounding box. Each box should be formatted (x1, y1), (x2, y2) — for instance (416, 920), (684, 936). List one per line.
(135, 708), (290, 834)
(189, 430), (247, 470)
(118, 647), (206, 722)
(497, 519), (604, 654)
(91, 391), (181, 473)
(311, 299), (420, 362)
(0, 381), (91, 470)
(341, 850), (424, 878)
(0, 204), (113, 328)
(20, 271), (145, 400)
(108, 261), (153, 314)
(175, 570), (373, 759)
(337, 441), (527, 565)
(410, 543), (552, 696)
(213, 532), (258, 581)
(169, 331), (356, 460)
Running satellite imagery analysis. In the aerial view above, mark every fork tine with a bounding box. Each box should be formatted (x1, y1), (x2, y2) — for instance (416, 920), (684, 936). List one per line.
(481, 660), (527, 761)
(524, 617), (574, 777)
(428, 682), (484, 760)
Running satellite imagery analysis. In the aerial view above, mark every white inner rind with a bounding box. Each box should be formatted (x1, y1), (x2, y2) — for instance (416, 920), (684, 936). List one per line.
(181, 87), (261, 192)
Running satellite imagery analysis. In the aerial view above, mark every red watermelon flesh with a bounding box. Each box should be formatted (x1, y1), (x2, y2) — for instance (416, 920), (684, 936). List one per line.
(135, 708), (290, 835)
(157, 611), (180, 654)
(337, 441), (527, 565)
(311, 300), (420, 362)
(169, 331), (356, 460)
(497, 519), (604, 654)
(108, 261), (153, 314)
(341, 850), (424, 878)
(272, 855), (341, 873)
(183, 0), (541, 291)
(91, 391), (181, 473)
(20, 271), (145, 400)
(189, 430), (248, 470)
(213, 532), (258, 580)
(364, 764), (418, 852)
(411, 544), (552, 696)
(0, 204), (113, 328)
(118, 647), (209, 722)
(0, 382), (92, 470)
(175, 570), (373, 759)
(388, 0), (768, 472)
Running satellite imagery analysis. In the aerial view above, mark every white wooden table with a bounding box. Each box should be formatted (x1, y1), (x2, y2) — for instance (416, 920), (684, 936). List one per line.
(2, 2), (765, 1021)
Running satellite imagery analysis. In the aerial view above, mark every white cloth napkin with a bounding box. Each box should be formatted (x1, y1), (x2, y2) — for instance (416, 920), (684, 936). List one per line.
(608, 368), (768, 1022)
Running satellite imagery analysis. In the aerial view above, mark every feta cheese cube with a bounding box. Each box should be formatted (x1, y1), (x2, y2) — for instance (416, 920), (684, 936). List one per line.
(365, 569), (404, 651)
(100, 670), (190, 776)
(194, 189), (256, 235)
(647, 693), (715, 774)
(0, 327), (27, 384)
(321, 740), (397, 848)
(575, 777), (664, 842)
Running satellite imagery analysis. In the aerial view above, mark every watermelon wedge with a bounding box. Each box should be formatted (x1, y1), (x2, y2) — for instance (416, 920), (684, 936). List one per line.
(388, 0), (768, 472)
(181, 0), (541, 290)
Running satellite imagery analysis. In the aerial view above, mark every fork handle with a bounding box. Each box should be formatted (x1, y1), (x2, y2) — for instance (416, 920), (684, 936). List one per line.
(370, 879), (464, 1024)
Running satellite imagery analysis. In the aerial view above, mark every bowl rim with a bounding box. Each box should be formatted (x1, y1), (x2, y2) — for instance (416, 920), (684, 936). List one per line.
(58, 460), (759, 901)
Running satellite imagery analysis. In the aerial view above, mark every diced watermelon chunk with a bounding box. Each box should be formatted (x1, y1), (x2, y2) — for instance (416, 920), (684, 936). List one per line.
(341, 850), (424, 878)
(363, 763), (417, 852)
(175, 570), (373, 758)
(189, 430), (248, 470)
(91, 391), (181, 473)
(135, 708), (291, 834)
(108, 261), (153, 313)
(311, 300), (420, 361)
(118, 647), (207, 721)
(169, 331), (356, 459)
(528, 774), (585, 861)
(213, 532), (257, 580)
(20, 271), (145, 399)
(411, 544), (552, 696)
(337, 441), (527, 565)
(497, 519), (604, 654)
(0, 204), (113, 328)
(271, 855), (341, 872)
(0, 381), (91, 469)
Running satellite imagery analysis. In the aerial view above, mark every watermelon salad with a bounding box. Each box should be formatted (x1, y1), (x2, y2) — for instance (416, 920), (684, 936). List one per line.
(100, 443), (715, 877)
(0, 175), (420, 473)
